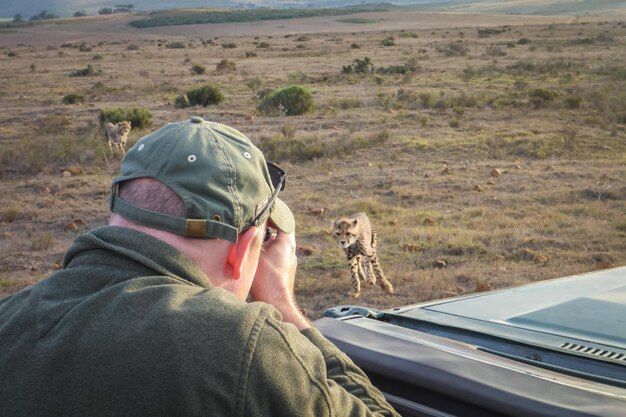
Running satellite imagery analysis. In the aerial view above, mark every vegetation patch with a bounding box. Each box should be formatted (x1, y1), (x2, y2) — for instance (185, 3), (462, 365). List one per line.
(62, 94), (85, 105)
(129, 5), (393, 28)
(176, 84), (224, 108)
(99, 107), (153, 129)
(336, 18), (378, 24)
(342, 57), (374, 74)
(69, 64), (101, 77)
(257, 85), (315, 116)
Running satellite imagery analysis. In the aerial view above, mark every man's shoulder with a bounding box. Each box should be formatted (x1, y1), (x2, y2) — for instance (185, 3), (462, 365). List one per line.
(140, 283), (276, 340)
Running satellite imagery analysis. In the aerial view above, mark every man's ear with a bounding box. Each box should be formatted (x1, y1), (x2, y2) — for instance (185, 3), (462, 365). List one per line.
(227, 226), (259, 280)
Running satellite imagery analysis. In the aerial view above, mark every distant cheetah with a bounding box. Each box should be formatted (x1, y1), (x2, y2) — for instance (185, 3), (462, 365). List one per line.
(332, 212), (394, 298)
(103, 121), (131, 155)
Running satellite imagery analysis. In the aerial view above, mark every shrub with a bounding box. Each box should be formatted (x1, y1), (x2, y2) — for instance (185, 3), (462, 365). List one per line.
(245, 77), (264, 96)
(350, 42), (361, 49)
(256, 41), (270, 48)
(62, 94), (84, 104)
(433, 100), (447, 111)
(166, 42), (186, 49)
(216, 59), (236, 73)
(342, 57), (374, 74)
(528, 88), (557, 109)
(563, 95), (582, 109)
(377, 65), (408, 75)
(191, 63), (206, 75)
(280, 124), (297, 139)
(437, 42), (468, 56)
(70, 64), (101, 77)
(99, 107), (153, 129)
(222, 42), (237, 49)
(462, 66), (475, 82)
(185, 84), (224, 107)
(529, 88), (557, 101)
(245, 51), (257, 58)
(419, 93), (435, 109)
(477, 28), (504, 37)
(514, 78), (528, 90)
(380, 37), (395, 47)
(127, 44), (140, 51)
(257, 85), (314, 117)
(518, 38), (531, 45)
(174, 94), (191, 109)
(1, 206), (19, 223)
(31, 233), (54, 251)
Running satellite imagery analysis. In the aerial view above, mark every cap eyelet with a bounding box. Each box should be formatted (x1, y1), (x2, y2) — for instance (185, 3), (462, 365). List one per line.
(212, 215), (221, 222)
(138, 144), (145, 151)
(243, 152), (251, 159)
(187, 155), (197, 163)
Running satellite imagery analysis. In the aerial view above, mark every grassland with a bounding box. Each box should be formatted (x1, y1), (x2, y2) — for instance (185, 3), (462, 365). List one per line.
(0, 12), (625, 319)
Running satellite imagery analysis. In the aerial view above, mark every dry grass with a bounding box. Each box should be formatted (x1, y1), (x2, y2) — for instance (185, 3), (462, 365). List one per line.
(0, 12), (625, 319)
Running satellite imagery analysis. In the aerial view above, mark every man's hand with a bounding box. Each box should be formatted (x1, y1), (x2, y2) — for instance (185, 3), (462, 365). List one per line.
(250, 229), (310, 330)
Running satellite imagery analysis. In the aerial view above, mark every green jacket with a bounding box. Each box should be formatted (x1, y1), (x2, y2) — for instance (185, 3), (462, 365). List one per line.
(0, 226), (399, 417)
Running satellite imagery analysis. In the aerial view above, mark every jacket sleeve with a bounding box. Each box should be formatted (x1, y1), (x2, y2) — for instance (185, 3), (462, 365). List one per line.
(242, 313), (400, 417)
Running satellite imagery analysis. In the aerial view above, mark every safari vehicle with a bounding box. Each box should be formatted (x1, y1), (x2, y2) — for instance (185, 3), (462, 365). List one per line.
(314, 266), (626, 417)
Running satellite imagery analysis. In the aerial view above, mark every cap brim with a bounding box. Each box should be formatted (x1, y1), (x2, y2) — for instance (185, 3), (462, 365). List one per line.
(269, 198), (295, 234)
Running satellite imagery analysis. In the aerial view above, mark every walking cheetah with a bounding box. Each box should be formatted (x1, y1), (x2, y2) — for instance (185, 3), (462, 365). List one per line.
(103, 121), (131, 155)
(332, 212), (394, 298)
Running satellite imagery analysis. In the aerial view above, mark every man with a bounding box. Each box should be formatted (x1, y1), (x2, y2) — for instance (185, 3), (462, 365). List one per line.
(0, 117), (400, 417)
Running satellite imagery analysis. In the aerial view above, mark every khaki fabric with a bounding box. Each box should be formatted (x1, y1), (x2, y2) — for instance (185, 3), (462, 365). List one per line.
(0, 226), (399, 417)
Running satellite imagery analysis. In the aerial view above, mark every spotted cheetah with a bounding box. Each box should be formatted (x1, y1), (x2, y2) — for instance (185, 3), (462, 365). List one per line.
(103, 121), (131, 155)
(332, 212), (394, 298)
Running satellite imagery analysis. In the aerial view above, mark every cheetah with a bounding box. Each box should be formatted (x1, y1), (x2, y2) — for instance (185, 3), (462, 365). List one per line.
(332, 212), (394, 298)
(103, 121), (131, 155)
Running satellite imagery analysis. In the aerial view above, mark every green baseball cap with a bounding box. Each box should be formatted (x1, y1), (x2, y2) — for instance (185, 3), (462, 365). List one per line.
(109, 116), (294, 243)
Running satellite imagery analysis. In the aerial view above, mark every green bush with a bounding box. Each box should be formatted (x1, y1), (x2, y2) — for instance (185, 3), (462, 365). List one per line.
(191, 63), (206, 75)
(563, 95), (582, 109)
(174, 94), (191, 109)
(185, 84), (224, 107)
(166, 42), (186, 49)
(70, 64), (101, 77)
(257, 85), (314, 117)
(99, 107), (152, 129)
(62, 94), (84, 104)
(528, 88), (557, 109)
(216, 59), (236, 73)
(222, 42), (237, 49)
(342, 57), (374, 74)
(380, 37), (395, 47)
